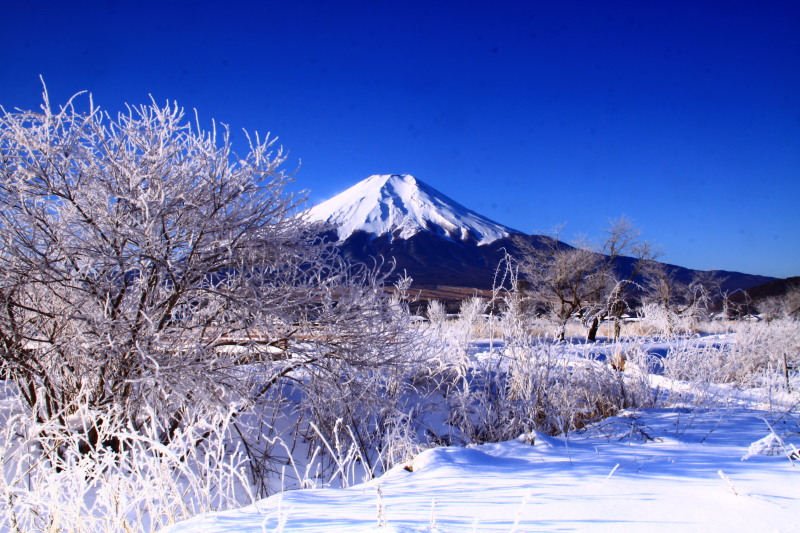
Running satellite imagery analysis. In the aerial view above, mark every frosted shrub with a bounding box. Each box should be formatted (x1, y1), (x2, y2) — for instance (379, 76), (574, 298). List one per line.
(0, 406), (253, 532)
(732, 318), (800, 392)
(640, 302), (696, 338)
(431, 336), (654, 443)
(660, 318), (800, 407)
(420, 303), (475, 380)
(459, 297), (489, 338)
(659, 340), (734, 407)
(415, 273), (656, 444)
(694, 318), (736, 335)
(427, 300), (448, 331)
(294, 366), (400, 485)
(376, 409), (427, 470)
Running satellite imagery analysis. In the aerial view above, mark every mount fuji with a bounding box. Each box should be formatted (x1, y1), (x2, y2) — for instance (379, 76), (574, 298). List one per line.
(305, 174), (532, 289)
(306, 174), (517, 246)
(305, 174), (773, 293)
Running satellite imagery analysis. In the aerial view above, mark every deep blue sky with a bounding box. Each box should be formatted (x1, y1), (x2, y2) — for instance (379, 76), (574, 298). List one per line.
(2, 1), (798, 278)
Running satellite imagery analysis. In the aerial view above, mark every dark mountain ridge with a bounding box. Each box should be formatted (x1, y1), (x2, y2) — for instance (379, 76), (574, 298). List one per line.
(334, 229), (773, 295)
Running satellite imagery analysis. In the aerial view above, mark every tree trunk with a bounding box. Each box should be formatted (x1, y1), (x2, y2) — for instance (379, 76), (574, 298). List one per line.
(556, 320), (567, 342)
(784, 350), (792, 394)
(587, 317), (600, 342)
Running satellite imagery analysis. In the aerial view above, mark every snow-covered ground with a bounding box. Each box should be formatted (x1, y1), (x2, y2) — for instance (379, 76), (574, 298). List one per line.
(3, 325), (797, 532)
(164, 407), (799, 532)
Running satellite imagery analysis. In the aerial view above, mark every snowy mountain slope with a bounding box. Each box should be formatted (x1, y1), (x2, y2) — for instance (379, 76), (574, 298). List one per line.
(305, 174), (519, 245)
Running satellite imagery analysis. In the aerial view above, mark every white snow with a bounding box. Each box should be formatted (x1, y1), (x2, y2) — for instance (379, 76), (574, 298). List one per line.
(304, 174), (519, 245)
(163, 408), (800, 532)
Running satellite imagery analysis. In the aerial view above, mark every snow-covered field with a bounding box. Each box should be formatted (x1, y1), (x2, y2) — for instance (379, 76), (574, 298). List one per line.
(161, 326), (800, 533)
(165, 407), (799, 532)
(3, 320), (798, 533)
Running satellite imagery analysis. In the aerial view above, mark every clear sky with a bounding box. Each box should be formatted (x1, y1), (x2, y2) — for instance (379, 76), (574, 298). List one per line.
(2, 1), (798, 278)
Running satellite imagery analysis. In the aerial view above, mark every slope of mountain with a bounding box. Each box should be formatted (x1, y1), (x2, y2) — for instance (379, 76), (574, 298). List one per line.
(305, 174), (774, 293)
(306, 174), (517, 245)
(735, 276), (800, 301)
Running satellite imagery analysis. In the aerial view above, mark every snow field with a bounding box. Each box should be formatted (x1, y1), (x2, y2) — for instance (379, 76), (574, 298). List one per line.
(2, 316), (799, 532)
(165, 409), (800, 532)
(162, 319), (799, 532)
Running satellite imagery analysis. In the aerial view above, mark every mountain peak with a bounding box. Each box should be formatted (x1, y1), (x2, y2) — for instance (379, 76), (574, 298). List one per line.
(306, 174), (518, 245)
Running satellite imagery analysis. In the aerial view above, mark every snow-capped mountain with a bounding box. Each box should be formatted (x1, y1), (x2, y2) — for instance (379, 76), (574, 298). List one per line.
(306, 174), (518, 245)
(305, 174), (774, 293)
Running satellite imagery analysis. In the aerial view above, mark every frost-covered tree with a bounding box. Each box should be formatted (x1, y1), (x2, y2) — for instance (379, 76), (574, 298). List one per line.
(757, 284), (800, 321)
(0, 90), (412, 444)
(512, 217), (653, 341)
(585, 217), (655, 340)
(639, 261), (713, 335)
(512, 232), (603, 340)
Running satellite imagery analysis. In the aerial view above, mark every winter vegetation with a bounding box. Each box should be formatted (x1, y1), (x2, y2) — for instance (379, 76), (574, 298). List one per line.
(0, 93), (798, 532)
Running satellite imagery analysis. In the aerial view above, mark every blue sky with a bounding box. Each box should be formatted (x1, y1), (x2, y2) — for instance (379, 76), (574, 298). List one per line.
(2, 1), (798, 278)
